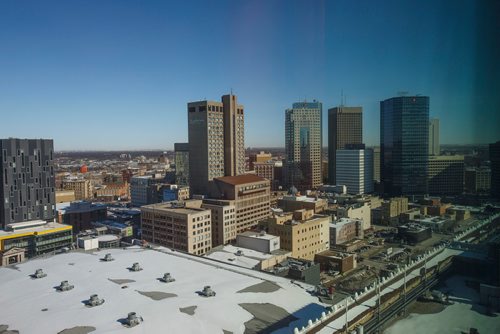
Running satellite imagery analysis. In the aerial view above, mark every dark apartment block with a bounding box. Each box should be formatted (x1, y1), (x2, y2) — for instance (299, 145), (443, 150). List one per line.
(0, 138), (55, 229)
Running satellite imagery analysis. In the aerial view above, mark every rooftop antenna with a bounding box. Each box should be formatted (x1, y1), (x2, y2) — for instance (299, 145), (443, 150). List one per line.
(230, 88), (233, 95)
(340, 89), (345, 107)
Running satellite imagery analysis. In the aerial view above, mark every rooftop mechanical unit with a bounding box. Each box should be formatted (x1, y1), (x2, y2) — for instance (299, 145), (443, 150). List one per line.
(200, 285), (216, 297)
(124, 312), (143, 327)
(102, 253), (114, 262)
(33, 269), (47, 279)
(86, 294), (105, 307)
(161, 273), (175, 283)
(130, 262), (142, 272)
(57, 280), (74, 292)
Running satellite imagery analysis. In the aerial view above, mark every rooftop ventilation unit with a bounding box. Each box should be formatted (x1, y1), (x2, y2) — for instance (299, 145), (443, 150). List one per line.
(124, 312), (143, 327)
(130, 263), (142, 272)
(235, 250), (243, 256)
(200, 285), (216, 297)
(57, 280), (74, 292)
(86, 294), (105, 307)
(161, 273), (175, 283)
(33, 269), (47, 279)
(102, 253), (114, 261)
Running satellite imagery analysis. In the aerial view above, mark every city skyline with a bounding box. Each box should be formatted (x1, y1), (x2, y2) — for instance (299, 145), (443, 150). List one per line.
(1, 0), (498, 151)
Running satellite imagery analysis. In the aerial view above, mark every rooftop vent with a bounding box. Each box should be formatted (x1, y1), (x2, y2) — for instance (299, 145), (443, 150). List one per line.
(102, 253), (114, 262)
(33, 269), (47, 279)
(125, 312), (143, 327)
(235, 250), (243, 256)
(86, 294), (105, 307)
(57, 280), (74, 292)
(130, 262), (142, 272)
(200, 285), (216, 297)
(161, 273), (175, 283)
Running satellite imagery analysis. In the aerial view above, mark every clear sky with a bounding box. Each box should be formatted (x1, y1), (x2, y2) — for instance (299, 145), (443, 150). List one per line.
(0, 0), (498, 151)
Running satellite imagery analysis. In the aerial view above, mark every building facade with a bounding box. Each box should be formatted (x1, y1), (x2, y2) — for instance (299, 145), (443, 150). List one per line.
(491, 141), (500, 198)
(285, 101), (323, 191)
(62, 179), (92, 201)
(465, 167), (491, 194)
(207, 174), (270, 234)
(380, 96), (429, 195)
(429, 118), (440, 156)
(327, 106), (363, 184)
(263, 209), (330, 261)
(428, 155), (464, 195)
(373, 147), (381, 182)
(188, 94), (245, 195)
(0, 220), (72, 259)
(141, 202), (212, 255)
(201, 201), (236, 247)
(330, 218), (363, 245)
(174, 143), (189, 186)
(0, 138), (56, 229)
(57, 201), (107, 234)
(336, 202), (371, 231)
(336, 148), (374, 194)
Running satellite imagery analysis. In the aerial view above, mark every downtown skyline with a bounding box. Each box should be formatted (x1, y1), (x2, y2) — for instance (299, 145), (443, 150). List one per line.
(0, 0), (498, 151)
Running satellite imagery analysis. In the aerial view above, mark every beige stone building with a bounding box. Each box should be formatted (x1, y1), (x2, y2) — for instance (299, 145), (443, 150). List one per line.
(277, 195), (328, 214)
(208, 174), (270, 234)
(263, 209), (330, 260)
(201, 201), (237, 247)
(141, 202), (212, 255)
(62, 179), (92, 200)
(336, 202), (371, 231)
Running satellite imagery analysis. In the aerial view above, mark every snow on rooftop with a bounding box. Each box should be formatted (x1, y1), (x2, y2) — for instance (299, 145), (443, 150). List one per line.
(0, 247), (326, 334)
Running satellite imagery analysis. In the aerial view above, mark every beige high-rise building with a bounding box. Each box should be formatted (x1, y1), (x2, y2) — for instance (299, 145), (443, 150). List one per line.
(284, 101), (322, 191)
(188, 94), (245, 195)
(263, 209), (330, 260)
(328, 106), (363, 184)
(141, 202), (212, 255)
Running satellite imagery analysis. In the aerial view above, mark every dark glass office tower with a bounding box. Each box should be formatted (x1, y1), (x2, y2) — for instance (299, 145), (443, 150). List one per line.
(0, 138), (55, 229)
(380, 96), (429, 195)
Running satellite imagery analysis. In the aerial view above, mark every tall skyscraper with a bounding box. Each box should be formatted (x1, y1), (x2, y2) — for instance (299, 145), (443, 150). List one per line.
(328, 106), (363, 184)
(0, 138), (56, 229)
(490, 141), (500, 198)
(284, 100), (322, 191)
(429, 118), (440, 155)
(380, 96), (429, 195)
(188, 94), (245, 195)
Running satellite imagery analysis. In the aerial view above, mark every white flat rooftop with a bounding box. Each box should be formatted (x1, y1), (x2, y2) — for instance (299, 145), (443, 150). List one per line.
(0, 246), (326, 334)
(0, 221), (70, 237)
(206, 245), (276, 269)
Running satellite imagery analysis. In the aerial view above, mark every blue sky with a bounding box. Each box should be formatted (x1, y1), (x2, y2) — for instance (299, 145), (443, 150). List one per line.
(0, 0), (498, 151)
